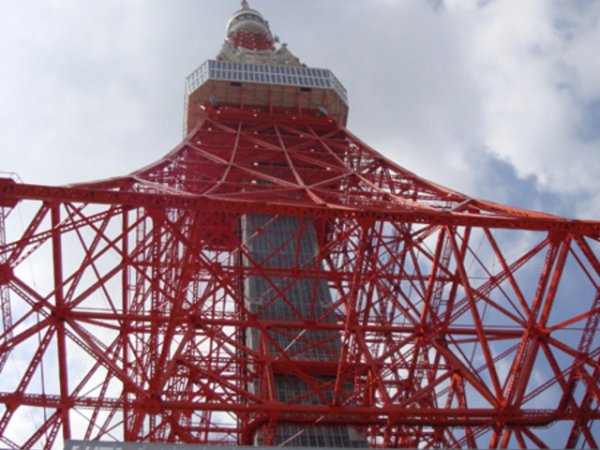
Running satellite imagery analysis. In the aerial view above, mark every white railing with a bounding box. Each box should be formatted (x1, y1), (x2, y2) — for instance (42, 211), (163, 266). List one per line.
(186, 60), (348, 104)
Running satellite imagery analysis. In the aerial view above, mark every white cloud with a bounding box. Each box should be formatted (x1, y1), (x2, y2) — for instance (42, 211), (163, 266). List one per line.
(443, 0), (481, 12)
(463, 0), (600, 198)
(0, 0), (220, 185)
(334, 0), (600, 217)
(562, 1), (600, 101)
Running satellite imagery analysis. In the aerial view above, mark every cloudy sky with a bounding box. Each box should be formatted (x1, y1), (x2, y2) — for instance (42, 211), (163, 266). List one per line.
(1, 0), (599, 219)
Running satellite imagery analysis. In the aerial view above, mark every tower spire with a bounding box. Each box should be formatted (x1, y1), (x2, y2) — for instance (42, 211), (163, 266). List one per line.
(222, 0), (285, 55)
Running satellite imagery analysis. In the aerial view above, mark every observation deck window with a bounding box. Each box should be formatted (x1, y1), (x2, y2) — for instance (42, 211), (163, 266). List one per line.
(186, 60), (348, 104)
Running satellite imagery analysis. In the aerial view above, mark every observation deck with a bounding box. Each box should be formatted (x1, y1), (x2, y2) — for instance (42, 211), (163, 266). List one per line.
(184, 60), (349, 132)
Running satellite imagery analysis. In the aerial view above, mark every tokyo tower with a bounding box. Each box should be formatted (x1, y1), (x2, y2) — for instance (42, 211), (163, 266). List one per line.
(1, 1), (599, 448)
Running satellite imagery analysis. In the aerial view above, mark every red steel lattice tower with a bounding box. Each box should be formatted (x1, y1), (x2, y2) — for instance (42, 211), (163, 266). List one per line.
(1, 2), (599, 449)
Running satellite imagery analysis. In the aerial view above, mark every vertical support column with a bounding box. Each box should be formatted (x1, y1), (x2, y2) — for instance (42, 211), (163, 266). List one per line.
(0, 206), (12, 374)
(505, 234), (567, 407)
(148, 211), (163, 434)
(51, 203), (71, 440)
(121, 208), (132, 440)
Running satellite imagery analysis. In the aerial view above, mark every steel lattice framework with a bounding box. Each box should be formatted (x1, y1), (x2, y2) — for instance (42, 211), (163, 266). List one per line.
(0, 105), (599, 448)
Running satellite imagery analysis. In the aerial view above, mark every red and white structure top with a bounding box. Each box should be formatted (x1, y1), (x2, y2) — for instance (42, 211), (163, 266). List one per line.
(184, 1), (348, 131)
(225, 0), (275, 52)
(219, 0), (299, 65)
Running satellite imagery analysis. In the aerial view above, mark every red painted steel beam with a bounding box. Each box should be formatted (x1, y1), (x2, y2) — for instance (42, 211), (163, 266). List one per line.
(4, 392), (599, 425)
(2, 180), (600, 235)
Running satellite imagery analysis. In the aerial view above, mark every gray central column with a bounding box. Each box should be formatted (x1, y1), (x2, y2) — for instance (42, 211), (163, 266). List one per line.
(241, 214), (365, 447)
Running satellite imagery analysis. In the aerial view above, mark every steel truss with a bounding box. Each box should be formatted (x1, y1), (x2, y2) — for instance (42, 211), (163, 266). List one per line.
(0, 106), (599, 448)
